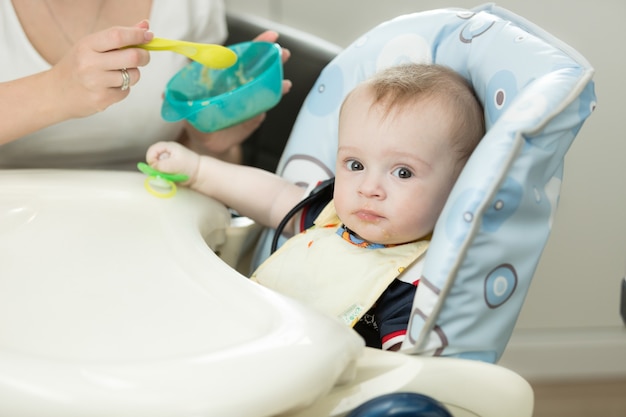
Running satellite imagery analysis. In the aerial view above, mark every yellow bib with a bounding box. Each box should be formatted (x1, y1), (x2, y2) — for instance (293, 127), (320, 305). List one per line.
(251, 202), (429, 326)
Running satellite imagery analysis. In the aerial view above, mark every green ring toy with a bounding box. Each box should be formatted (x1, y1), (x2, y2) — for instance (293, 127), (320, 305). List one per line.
(137, 162), (190, 198)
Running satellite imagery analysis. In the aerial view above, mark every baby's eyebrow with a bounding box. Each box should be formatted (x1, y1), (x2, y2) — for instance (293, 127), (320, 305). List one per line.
(337, 146), (432, 170)
(336, 146), (361, 160)
(337, 145), (358, 154)
(391, 151), (432, 171)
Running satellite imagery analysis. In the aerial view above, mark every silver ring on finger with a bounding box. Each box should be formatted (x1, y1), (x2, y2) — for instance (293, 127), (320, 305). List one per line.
(120, 68), (130, 91)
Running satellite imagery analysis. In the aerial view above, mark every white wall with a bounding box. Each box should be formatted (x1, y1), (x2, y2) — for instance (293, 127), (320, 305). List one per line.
(226, 0), (626, 381)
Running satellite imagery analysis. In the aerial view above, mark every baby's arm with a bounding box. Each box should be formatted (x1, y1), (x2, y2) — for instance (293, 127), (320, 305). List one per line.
(146, 141), (306, 231)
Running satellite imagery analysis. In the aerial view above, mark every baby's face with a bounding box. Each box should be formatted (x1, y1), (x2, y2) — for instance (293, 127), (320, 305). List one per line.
(334, 89), (459, 245)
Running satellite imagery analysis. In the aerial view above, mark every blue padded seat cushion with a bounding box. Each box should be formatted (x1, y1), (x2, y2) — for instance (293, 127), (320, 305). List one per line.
(254, 3), (596, 362)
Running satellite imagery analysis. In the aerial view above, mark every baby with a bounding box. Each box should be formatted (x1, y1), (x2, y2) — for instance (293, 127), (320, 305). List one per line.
(146, 63), (485, 350)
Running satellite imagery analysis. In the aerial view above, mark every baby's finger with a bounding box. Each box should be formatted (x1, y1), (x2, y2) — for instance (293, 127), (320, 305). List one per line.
(146, 142), (173, 165)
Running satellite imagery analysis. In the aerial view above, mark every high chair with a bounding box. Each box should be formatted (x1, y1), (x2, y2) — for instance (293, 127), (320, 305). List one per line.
(237, 2), (596, 361)
(228, 2), (596, 414)
(0, 4), (595, 417)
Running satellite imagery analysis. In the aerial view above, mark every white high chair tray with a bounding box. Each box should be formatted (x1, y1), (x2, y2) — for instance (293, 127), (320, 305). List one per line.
(0, 170), (362, 417)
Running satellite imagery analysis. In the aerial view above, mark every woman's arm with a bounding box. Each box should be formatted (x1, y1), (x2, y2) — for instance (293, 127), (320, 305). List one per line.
(0, 23), (152, 145)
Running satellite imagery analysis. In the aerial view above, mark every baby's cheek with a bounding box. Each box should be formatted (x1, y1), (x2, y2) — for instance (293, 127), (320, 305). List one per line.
(402, 211), (433, 239)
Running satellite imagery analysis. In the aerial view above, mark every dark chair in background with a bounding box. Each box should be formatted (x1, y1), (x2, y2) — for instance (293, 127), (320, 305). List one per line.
(225, 12), (342, 172)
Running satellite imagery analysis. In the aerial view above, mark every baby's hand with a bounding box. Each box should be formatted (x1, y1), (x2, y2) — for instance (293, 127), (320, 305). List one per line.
(145, 141), (200, 185)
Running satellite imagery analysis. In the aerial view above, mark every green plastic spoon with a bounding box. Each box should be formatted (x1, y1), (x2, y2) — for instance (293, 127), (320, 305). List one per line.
(133, 37), (237, 69)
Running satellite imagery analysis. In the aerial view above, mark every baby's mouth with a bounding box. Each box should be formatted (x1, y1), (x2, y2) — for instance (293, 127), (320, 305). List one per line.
(354, 209), (384, 223)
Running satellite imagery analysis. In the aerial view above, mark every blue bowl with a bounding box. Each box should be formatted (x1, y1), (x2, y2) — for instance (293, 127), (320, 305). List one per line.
(161, 41), (283, 132)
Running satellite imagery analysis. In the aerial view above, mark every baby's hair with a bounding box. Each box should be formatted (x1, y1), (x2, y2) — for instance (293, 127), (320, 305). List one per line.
(342, 63), (485, 169)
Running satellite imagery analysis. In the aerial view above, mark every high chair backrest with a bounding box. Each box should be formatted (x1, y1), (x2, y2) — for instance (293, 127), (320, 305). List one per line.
(251, 3), (596, 362)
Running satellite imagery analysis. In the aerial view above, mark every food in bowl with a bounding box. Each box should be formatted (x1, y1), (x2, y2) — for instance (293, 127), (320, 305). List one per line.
(161, 41), (283, 133)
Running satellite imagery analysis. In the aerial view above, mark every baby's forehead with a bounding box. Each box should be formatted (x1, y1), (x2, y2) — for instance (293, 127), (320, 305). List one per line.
(345, 84), (445, 111)
(342, 88), (453, 130)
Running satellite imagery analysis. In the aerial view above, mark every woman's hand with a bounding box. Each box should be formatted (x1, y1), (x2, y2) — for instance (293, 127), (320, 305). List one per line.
(0, 21), (153, 144)
(253, 30), (292, 95)
(49, 21), (153, 118)
(181, 30), (293, 163)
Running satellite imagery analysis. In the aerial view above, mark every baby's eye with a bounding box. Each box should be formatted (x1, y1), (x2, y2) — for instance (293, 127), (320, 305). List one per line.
(345, 159), (364, 171)
(392, 167), (413, 179)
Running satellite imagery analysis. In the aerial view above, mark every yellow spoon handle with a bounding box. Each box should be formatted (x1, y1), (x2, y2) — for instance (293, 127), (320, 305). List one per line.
(137, 38), (196, 51)
(133, 37), (237, 69)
